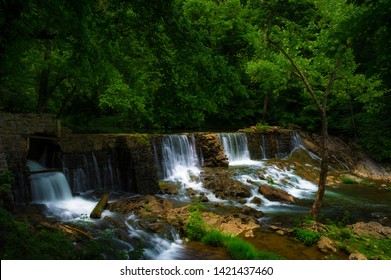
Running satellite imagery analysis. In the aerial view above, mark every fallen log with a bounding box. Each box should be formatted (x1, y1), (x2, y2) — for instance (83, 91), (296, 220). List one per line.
(90, 193), (110, 219)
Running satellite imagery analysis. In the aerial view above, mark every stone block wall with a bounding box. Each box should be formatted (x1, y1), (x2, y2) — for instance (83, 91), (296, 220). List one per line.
(0, 114), (59, 203)
(245, 129), (298, 160)
(60, 134), (159, 195)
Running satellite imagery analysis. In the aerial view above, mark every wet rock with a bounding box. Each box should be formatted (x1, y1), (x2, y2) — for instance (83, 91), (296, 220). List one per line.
(348, 221), (391, 239)
(159, 182), (180, 195)
(317, 236), (337, 254)
(107, 195), (173, 217)
(241, 206), (263, 218)
(250, 197), (262, 205)
(202, 170), (251, 200)
(349, 252), (367, 260)
(258, 185), (295, 203)
(185, 188), (197, 196)
(196, 134), (229, 167)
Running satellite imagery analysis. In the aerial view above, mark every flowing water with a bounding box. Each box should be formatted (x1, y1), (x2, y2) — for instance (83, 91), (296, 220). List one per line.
(26, 132), (391, 259)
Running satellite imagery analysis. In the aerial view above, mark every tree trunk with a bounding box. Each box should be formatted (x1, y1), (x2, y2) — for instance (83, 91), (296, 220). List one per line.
(90, 193), (110, 219)
(310, 110), (329, 217)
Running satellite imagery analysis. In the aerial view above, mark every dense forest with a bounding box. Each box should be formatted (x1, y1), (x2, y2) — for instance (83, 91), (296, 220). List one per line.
(1, 0), (390, 161)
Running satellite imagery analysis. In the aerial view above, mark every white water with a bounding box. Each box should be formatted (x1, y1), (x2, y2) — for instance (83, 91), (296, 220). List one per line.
(218, 133), (263, 166)
(125, 214), (185, 260)
(28, 160), (73, 202)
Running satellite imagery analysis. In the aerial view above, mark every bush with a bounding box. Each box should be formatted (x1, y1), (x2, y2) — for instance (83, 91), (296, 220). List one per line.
(293, 228), (321, 246)
(340, 177), (357, 184)
(185, 210), (207, 241)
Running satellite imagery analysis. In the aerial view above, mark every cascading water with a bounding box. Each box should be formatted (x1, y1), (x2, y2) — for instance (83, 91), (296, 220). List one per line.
(62, 152), (121, 194)
(156, 135), (202, 190)
(218, 133), (251, 163)
(28, 160), (73, 202)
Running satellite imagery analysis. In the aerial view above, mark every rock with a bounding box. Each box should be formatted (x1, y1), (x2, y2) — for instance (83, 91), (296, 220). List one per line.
(269, 225), (280, 231)
(242, 206), (263, 218)
(349, 252), (367, 260)
(202, 170), (251, 201)
(185, 188), (197, 196)
(250, 197), (262, 205)
(196, 134), (229, 167)
(258, 185), (295, 203)
(348, 221), (391, 239)
(159, 182), (180, 195)
(317, 236), (337, 254)
(275, 230), (285, 236)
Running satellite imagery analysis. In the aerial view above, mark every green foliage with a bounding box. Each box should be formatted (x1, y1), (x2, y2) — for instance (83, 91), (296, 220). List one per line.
(325, 222), (391, 260)
(340, 177), (357, 184)
(184, 203), (282, 259)
(1, 0), (390, 159)
(225, 235), (282, 260)
(185, 208), (207, 241)
(0, 207), (128, 259)
(0, 208), (75, 259)
(202, 230), (225, 247)
(293, 228), (321, 246)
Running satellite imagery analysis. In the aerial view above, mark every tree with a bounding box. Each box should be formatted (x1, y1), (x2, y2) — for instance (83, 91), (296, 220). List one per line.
(257, 0), (384, 216)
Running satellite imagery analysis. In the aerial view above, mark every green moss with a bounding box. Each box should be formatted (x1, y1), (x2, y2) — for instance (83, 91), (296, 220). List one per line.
(132, 134), (151, 146)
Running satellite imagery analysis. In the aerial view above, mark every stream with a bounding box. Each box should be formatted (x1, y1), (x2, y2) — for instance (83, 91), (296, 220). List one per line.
(26, 133), (391, 259)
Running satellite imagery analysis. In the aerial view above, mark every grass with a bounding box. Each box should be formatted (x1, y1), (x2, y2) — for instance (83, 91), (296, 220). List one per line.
(185, 206), (283, 260)
(340, 176), (357, 184)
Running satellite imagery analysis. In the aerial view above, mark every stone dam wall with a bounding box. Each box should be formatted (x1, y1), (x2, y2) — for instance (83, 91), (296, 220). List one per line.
(1, 114), (301, 204)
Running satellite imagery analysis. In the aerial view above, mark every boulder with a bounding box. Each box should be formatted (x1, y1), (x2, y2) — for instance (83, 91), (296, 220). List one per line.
(258, 185), (295, 203)
(317, 236), (337, 254)
(202, 171), (251, 201)
(348, 221), (391, 239)
(349, 252), (367, 260)
(241, 206), (263, 218)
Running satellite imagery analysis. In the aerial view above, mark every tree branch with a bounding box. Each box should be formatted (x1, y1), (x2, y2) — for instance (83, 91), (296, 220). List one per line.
(265, 21), (323, 113)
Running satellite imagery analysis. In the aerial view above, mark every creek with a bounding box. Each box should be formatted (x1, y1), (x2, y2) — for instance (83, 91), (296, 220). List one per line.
(26, 132), (391, 259)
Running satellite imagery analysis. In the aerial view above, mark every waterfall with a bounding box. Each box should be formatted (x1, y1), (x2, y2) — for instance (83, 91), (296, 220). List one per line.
(159, 135), (200, 179)
(62, 152), (121, 193)
(154, 134), (204, 193)
(218, 133), (254, 165)
(27, 160), (73, 202)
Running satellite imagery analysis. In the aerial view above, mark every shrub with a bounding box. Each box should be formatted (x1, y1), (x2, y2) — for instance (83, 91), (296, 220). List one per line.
(340, 177), (357, 184)
(293, 228), (321, 246)
(185, 210), (207, 241)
